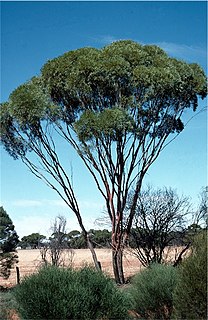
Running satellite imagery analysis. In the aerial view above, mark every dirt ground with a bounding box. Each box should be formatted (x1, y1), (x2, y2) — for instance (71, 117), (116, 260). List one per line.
(0, 247), (182, 287)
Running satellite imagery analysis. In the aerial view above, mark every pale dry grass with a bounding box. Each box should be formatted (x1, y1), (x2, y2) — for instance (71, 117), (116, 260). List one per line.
(0, 248), (142, 287)
(0, 246), (188, 287)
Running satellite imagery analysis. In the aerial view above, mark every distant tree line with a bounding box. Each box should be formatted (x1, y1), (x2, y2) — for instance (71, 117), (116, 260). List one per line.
(18, 226), (205, 251)
(18, 228), (112, 250)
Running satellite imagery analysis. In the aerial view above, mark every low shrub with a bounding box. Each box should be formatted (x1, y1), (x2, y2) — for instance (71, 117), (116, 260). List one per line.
(0, 288), (18, 320)
(14, 265), (131, 319)
(173, 230), (207, 319)
(129, 263), (177, 319)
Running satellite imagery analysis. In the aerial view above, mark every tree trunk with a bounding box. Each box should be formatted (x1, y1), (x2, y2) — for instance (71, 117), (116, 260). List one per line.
(74, 210), (101, 271)
(173, 242), (191, 267)
(112, 247), (125, 284)
(86, 234), (101, 271)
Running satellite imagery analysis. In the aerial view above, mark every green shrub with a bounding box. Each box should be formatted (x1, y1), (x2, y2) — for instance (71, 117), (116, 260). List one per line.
(129, 263), (177, 319)
(173, 230), (207, 320)
(14, 265), (131, 319)
(0, 288), (18, 320)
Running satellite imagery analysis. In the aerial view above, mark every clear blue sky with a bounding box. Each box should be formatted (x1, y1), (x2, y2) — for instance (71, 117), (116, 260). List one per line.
(1, 1), (207, 239)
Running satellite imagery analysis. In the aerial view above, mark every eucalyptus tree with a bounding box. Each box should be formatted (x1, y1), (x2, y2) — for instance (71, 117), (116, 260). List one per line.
(0, 40), (207, 283)
(20, 233), (46, 249)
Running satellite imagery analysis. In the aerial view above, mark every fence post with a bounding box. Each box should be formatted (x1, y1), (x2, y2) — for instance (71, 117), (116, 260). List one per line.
(16, 266), (20, 284)
(98, 261), (102, 271)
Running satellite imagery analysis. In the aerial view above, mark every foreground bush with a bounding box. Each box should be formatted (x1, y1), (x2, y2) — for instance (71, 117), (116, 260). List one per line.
(0, 288), (18, 320)
(173, 230), (207, 319)
(14, 265), (131, 319)
(129, 263), (177, 319)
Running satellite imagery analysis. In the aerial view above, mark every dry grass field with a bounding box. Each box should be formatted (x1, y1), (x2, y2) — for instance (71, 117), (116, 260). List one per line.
(0, 249), (142, 287)
(0, 247), (185, 287)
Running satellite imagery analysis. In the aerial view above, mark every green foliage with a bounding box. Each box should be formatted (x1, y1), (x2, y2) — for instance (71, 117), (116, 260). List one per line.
(41, 40), (207, 116)
(90, 228), (111, 248)
(129, 263), (178, 319)
(67, 229), (111, 249)
(0, 288), (18, 319)
(75, 107), (135, 142)
(19, 229), (111, 250)
(67, 231), (87, 249)
(0, 207), (19, 279)
(20, 232), (46, 249)
(1, 40), (207, 160)
(14, 265), (131, 320)
(173, 230), (207, 319)
(8, 77), (50, 126)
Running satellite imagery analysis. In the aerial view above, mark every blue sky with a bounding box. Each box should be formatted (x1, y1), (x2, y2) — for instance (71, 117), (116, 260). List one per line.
(1, 1), (207, 239)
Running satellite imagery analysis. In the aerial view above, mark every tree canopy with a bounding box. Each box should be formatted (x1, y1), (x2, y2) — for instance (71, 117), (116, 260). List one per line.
(1, 41), (206, 160)
(20, 233), (46, 249)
